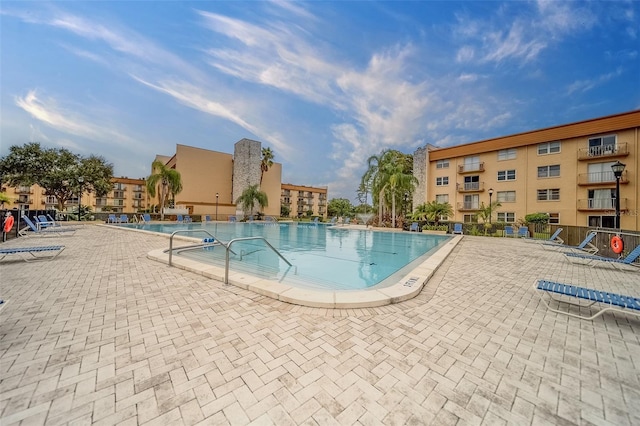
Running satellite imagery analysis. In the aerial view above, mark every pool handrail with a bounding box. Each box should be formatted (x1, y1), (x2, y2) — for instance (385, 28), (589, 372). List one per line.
(169, 229), (230, 266)
(225, 236), (293, 284)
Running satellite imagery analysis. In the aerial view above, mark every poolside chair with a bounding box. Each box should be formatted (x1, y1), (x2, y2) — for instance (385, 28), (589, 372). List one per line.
(534, 279), (640, 320)
(0, 245), (65, 262)
(19, 215), (77, 237)
(34, 215), (58, 230)
(409, 222), (419, 232)
(542, 231), (598, 254)
(538, 228), (564, 245)
(328, 217), (337, 226)
(204, 215), (211, 223)
(107, 214), (118, 223)
(176, 214), (184, 223)
(452, 223), (463, 235)
(312, 217), (319, 225)
(565, 244), (640, 270)
(504, 226), (515, 237)
(141, 213), (151, 223)
(343, 217), (351, 226)
(119, 214), (129, 223)
(517, 227), (529, 238)
(229, 216), (236, 223)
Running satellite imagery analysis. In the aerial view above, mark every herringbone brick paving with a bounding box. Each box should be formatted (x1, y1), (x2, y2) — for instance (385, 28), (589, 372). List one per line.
(1, 225), (638, 425)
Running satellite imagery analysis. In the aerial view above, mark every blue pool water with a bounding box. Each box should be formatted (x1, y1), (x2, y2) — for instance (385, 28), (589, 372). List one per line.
(122, 222), (449, 290)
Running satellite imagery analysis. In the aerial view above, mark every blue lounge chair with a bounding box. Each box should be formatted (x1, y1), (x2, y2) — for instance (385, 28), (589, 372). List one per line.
(537, 228), (564, 245)
(229, 216), (236, 222)
(409, 222), (419, 232)
(535, 279), (640, 320)
(176, 214), (184, 223)
(343, 217), (351, 226)
(204, 215), (211, 223)
(0, 245), (65, 262)
(542, 231), (598, 254)
(36, 215), (61, 229)
(141, 213), (151, 223)
(119, 214), (129, 223)
(19, 215), (77, 237)
(184, 215), (192, 223)
(504, 226), (515, 237)
(517, 227), (529, 238)
(565, 244), (640, 270)
(328, 217), (337, 226)
(312, 217), (319, 225)
(452, 223), (463, 235)
(107, 214), (118, 223)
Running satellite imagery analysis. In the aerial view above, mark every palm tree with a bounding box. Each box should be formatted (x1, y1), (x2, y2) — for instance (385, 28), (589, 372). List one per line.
(236, 184), (268, 217)
(361, 149), (393, 225)
(260, 147), (274, 185)
(477, 201), (502, 223)
(383, 159), (418, 228)
(423, 200), (454, 225)
(146, 159), (182, 221)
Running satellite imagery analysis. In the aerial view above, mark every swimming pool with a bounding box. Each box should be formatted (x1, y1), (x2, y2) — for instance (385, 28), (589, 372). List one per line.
(123, 222), (450, 291)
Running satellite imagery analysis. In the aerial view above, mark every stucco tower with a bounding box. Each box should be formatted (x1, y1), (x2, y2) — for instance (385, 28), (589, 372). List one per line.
(232, 138), (262, 205)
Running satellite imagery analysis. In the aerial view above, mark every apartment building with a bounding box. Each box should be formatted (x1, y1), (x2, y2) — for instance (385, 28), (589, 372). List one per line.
(154, 140), (283, 218)
(281, 184), (328, 218)
(4, 176), (148, 214)
(414, 110), (640, 231)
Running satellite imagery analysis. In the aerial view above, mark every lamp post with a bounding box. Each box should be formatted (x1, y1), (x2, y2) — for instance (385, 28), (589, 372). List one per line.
(77, 176), (84, 221)
(611, 161), (626, 230)
(215, 192), (219, 221)
(488, 188), (494, 224)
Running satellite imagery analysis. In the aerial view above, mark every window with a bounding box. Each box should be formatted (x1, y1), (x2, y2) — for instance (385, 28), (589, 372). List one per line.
(588, 189), (615, 209)
(463, 214), (477, 223)
(462, 156), (481, 172)
(588, 215), (615, 229)
(435, 194), (449, 203)
(537, 189), (560, 201)
(463, 175), (480, 191)
(498, 148), (516, 161)
(547, 213), (560, 224)
(538, 141), (561, 155)
(587, 162), (615, 183)
(463, 194), (479, 210)
(436, 176), (449, 186)
(497, 212), (515, 223)
(497, 170), (516, 181)
(537, 165), (560, 178)
(497, 191), (516, 202)
(436, 159), (449, 169)
(588, 135), (616, 156)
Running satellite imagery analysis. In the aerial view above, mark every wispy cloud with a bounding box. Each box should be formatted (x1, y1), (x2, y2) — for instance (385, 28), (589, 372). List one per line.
(566, 67), (625, 95)
(15, 89), (137, 148)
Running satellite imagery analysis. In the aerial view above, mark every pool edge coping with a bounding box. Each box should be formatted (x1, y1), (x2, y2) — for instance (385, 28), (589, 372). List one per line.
(145, 232), (463, 309)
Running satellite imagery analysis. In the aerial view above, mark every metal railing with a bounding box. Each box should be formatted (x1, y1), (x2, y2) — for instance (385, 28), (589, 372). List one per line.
(225, 237), (294, 284)
(577, 142), (628, 160)
(168, 229), (229, 266)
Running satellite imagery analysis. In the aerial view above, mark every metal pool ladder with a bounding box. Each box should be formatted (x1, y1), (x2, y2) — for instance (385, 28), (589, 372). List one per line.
(168, 231), (294, 284)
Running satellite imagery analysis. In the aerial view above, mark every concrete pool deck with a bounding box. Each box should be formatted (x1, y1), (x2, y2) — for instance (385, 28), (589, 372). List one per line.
(1, 224), (639, 425)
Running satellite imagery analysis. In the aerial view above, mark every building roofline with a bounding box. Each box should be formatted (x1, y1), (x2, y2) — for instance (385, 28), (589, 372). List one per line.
(428, 109), (640, 160)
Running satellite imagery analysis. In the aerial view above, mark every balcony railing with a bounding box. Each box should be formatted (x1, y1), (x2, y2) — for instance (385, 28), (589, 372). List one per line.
(17, 197), (33, 204)
(577, 170), (629, 186)
(458, 163), (484, 173)
(15, 187), (32, 194)
(457, 202), (480, 211)
(577, 198), (628, 211)
(456, 182), (485, 192)
(577, 142), (628, 160)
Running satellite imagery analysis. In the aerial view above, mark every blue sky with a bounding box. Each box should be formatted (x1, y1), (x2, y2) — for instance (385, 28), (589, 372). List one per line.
(1, 1), (639, 201)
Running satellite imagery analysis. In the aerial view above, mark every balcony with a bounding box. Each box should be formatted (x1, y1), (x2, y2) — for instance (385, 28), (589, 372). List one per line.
(458, 163), (484, 174)
(577, 142), (629, 160)
(577, 170), (629, 186)
(577, 198), (628, 211)
(456, 182), (485, 192)
(16, 197), (33, 204)
(457, 202), (480, 211)
(15, 187), (32, 194)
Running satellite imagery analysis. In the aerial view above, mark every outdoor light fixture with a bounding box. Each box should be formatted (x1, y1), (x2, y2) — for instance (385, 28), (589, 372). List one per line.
(77, 176), (84, 221)
(611, 161), (626, 229)
(216, 192), (219, 221)
(488, 188), (494, 224)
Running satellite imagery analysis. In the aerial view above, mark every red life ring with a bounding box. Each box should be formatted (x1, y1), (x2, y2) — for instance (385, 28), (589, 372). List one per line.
(611, 236), (624, 254)
(3, 215), (14, 233)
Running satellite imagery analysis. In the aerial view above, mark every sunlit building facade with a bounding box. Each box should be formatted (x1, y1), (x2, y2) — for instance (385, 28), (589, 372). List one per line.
(414, 110), (640, 231)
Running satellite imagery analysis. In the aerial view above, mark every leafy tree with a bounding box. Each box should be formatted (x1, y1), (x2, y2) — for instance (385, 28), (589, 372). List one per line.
(280, 204), (290, 218)
(0, 142), (113, 211)
(327, 198), (353, 218)
(0, 192), (12, 208)
(524, 212), (550, 224)
(146, 159), (183, 221)
(236, 184), (268, 217)
(260, 147), (274, 185)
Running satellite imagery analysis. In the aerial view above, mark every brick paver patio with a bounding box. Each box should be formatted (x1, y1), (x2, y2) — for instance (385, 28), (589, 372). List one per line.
(1, 225), (638, 425)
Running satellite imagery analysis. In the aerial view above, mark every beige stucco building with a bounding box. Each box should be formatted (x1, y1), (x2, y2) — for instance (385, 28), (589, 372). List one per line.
(281, 184), (328, 218)
(414, 110), (640, 231)
(154, 140), (283, 219)
(5, 176), (147, 215)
